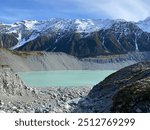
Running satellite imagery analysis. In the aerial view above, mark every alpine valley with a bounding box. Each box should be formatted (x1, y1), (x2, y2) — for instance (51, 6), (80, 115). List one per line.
(1, 17), (150, 113)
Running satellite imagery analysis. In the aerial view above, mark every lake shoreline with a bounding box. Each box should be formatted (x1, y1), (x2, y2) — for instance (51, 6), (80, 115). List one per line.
(0, 65), (103, 113)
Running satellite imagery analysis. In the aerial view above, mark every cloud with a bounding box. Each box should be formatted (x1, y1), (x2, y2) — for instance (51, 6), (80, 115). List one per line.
(0, 0), (150, 23)
(73, 0), (149, 21)
(33, 0), (150, 21)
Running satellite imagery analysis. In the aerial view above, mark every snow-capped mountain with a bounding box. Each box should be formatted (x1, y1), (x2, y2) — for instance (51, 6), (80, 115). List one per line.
(136, 17), (150, 33)
(1, 19), (116, 48)
(0, 18), (150, 57)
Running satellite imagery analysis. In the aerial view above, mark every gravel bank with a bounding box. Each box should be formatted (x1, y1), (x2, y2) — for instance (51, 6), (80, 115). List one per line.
(0, 87), (91, 113)
(1, 49), (150, 72)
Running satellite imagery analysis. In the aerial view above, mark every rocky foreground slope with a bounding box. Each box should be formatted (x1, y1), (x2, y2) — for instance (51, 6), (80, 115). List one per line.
(75, 62), (150, 113)
(1, 62), (150, 113)
(0, 65), (37, 112)
(0, 65), (36, 98)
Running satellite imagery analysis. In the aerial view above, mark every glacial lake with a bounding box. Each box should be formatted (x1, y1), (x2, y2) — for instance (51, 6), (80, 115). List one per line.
(18, 70), (115, 87)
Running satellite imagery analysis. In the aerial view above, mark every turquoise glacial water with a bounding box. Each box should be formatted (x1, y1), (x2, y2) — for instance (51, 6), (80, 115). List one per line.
(18, 70), (115, 87)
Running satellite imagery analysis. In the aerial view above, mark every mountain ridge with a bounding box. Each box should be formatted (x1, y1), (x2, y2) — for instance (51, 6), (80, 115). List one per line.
(1, 17), (150, 57)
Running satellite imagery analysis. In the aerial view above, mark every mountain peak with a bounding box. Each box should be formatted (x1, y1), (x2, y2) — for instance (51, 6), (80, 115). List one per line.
(143, 17), (150, 22)
(136, 16), (150, 32)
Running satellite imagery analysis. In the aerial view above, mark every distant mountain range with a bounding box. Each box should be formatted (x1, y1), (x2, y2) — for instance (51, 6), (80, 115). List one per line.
(1, 17), (150, 57)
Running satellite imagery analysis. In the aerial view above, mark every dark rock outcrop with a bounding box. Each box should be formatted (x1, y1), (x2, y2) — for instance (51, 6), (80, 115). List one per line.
(76, 62), (150, 113)
(0, 33), (18, 48)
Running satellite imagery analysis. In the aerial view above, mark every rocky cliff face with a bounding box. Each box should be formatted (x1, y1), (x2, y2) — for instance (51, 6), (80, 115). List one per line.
(75, 62), (150, 113)
(1, 18), (150, 58)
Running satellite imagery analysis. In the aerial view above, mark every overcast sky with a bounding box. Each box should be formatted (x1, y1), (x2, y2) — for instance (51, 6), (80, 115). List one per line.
(1, 0), (150, 23)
